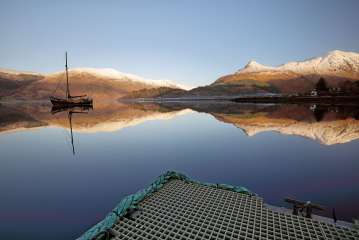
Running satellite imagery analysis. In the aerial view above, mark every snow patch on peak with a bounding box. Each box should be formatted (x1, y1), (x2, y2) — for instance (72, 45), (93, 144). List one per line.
(234, 50), (359, 76)
(246, 60), (259, 66)
(326, 49), (353, 57)
(49, 67), (192, 90)
(237, 60), (275, 73)
(0, 68), (43, 76)
(279, 50), (359, 74)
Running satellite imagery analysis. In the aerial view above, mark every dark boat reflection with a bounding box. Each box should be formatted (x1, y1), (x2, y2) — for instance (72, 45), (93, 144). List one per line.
(51, 105), (93, 154)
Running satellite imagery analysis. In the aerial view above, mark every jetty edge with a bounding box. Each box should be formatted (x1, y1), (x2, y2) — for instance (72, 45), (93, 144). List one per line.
(77, 171), (251, 240)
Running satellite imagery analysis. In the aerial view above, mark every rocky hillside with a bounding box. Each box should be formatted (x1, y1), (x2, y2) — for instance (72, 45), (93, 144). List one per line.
(124, 50), (359, 99)
(2, 50), (359, 100)
(0, 68), (186, 101)
(0, 69), (44, 98)
(214, 50), (359, 94)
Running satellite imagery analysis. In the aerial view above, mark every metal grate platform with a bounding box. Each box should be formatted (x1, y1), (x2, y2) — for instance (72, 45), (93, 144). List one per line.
(109, 179), (359, 240)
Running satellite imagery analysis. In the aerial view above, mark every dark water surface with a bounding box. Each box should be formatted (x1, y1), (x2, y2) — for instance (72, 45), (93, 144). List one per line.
(0, 101), (358, 239)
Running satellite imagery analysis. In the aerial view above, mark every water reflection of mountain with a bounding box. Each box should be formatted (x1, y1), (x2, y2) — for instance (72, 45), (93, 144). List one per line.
(213, 106), (359, 145)
(149, 102), (359, 145)
(0, 102), (192, 134)
(0, 103), (47, 133)
(1, 101), (359, 145)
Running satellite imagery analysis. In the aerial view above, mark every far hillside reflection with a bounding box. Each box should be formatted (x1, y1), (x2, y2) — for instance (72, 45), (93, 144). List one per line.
(0, 101), (359, 145)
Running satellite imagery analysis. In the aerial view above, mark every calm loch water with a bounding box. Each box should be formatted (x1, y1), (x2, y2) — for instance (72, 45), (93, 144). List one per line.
(0, 101), (358, 239)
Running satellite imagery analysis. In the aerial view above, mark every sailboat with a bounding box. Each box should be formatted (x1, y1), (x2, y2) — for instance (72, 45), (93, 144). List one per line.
(50, 52), (93, 107)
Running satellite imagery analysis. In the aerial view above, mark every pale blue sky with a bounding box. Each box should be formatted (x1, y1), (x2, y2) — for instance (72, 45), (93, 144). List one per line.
(1, 0), (359, 87)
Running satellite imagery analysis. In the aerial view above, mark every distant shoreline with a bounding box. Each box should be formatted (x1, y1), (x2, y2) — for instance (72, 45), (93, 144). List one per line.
(2, 95), (359, 106)
(232, 95), (359, 105)
(120, 95), (359, 105)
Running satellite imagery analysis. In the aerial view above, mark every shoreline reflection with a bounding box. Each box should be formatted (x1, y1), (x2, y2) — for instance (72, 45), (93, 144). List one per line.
(0, 101), (359, 145)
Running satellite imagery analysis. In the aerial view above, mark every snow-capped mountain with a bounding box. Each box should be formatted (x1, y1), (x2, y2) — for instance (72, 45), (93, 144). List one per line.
(237, 50), (359, 76)
(47, 68), (191, 90)
(0, 68), (43, 76)
(278, 50), (359, 76)
(0, 67), (189, 100)
(216, 50), (359, 93)
(236, 60), (276, 73)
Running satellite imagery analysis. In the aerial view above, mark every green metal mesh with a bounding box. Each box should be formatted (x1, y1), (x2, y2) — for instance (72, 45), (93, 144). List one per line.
(77, 171), (251, 240)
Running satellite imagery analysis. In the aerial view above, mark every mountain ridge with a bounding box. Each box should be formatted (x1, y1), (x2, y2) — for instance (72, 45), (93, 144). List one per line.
(46, 67), (191, 90)
(212, 50), (359, 94)
(234, 50), (359, 76)
(2, 50), (359, 100)
(123, 50), (359, 99)
(0, 67), (188, 101)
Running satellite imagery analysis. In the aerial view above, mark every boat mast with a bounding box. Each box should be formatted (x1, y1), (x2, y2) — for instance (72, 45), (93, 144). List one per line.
(65, 52), (71, 99)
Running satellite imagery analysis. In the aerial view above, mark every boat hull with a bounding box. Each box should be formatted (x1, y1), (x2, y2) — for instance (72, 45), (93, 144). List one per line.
(50, 97), (93, 107)
(50, 104), (93, 114)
